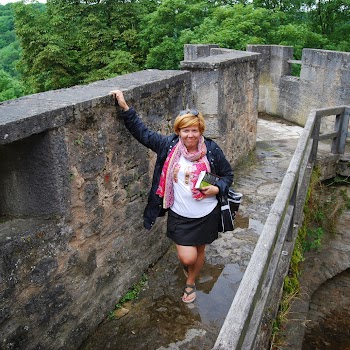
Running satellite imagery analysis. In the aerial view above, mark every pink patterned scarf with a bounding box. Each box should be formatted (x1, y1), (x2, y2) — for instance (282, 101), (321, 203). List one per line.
(156, 137), (210, 209)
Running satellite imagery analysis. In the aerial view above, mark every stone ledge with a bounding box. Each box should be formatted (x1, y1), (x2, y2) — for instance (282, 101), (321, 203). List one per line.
(181, 51), (259, 70)
(0, 69), (190, 145)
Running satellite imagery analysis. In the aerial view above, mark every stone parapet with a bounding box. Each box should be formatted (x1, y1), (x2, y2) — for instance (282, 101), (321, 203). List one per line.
(0, 69), (190, 145)
(181, 44), (259, 166)
(0, 53), (259, 349)
(247, 45), (350, 126)
(0, 69), (192, 349)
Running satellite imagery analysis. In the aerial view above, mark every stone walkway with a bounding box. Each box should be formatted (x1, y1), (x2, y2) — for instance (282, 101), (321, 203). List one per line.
(79, 115), (304, 350)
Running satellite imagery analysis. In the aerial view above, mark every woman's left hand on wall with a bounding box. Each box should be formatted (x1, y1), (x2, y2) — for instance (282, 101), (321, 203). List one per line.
(110, 90), (129, 112)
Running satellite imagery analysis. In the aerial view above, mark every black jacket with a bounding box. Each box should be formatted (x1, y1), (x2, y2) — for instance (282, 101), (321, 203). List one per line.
(120, 107), (234, 229)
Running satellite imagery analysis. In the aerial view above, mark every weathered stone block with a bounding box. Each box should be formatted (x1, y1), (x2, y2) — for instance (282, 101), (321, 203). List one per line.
(184, 44), (219, 60)
(182, 45), (259, 165)
(247, 46), (350, 127)
(0, 130), (69, 219)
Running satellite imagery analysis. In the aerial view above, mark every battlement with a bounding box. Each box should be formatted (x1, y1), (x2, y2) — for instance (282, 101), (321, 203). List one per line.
(0, 47), (259, 350)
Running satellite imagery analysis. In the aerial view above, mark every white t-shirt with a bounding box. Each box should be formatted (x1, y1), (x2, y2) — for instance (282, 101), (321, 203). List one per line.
(171, 155), (218, 218)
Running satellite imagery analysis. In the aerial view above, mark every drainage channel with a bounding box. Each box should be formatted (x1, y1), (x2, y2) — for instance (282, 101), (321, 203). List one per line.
(79, 248), (245, 350)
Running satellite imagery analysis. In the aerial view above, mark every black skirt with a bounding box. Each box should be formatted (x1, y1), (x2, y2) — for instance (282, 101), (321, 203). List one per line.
(167, 203), (220, 246)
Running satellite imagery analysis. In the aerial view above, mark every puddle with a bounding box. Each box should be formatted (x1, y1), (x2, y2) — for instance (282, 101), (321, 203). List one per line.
(234, 213), (265, 235)
(79, 262), (245, 350)
(195, 263), (245, 327)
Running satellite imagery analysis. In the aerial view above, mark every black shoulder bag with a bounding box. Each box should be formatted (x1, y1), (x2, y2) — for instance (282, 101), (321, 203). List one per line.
(219, 189), (243, 233)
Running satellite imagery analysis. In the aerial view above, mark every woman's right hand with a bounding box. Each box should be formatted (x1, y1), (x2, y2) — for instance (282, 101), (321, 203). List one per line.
(110, 90), (129, 112)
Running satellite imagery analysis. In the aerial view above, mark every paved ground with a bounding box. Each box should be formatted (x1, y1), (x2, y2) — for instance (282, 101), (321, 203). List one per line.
(79, 115), (304, 350)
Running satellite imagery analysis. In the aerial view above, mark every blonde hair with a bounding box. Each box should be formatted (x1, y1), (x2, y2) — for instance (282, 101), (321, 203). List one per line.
(173, 110), (205, 134)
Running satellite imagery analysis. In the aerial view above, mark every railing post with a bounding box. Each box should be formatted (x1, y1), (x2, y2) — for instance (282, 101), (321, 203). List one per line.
(286, 179), (297, 242)
(310, 114), (321, 162)
(332, 108), (350, 154)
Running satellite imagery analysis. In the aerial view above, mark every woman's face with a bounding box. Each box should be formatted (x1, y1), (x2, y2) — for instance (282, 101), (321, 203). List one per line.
(179, 125), (201, 152)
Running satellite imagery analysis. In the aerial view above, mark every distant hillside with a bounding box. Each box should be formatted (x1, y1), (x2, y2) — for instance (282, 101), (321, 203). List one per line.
(0, 3), (20, 77)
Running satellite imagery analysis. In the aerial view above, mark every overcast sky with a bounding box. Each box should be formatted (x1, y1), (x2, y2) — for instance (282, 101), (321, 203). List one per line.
(0, 0), (46, 4)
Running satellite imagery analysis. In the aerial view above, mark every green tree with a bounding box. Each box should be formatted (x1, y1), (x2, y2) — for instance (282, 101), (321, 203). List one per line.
(139, 0), (211, 69)
(0, 68), (23, 102)
(145, 37), (184, 70)
(0, 3), (22, 79)
(252, 0), (304, 13)
(14, 0), (155, 93)
(274, 23), (328, 58)
(250, 0), (350, 52)
(13, 1), (64, 93)
(0, 4), (16, 49)
(84, 50), (139, 83)
(304, 0), (350, 51)
(304, 0), (350, 36)
(8, 0), (349, 100)
(0, 40), (21, 78)
(181, 4), (284, 50)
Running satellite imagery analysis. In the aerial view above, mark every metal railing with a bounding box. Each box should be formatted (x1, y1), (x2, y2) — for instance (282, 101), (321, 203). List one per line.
(213, 106), (350, 350)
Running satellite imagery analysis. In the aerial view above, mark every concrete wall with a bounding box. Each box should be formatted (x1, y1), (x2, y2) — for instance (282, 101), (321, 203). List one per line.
(0, 46), (259, 350)
(248, 45), (350, 126)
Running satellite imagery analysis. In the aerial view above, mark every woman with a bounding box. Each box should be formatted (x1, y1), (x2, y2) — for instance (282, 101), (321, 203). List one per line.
(111, 90), (233, 303)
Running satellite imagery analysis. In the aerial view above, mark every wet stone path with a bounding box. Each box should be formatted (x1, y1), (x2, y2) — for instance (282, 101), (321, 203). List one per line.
(79, 115), (303, 350)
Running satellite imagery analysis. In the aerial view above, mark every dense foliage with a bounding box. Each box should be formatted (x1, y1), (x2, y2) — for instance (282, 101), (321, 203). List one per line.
(0, 0), (349, 101)
(0, 3), (24, 100)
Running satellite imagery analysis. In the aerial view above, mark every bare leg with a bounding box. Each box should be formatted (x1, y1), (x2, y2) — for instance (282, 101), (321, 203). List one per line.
(176, 244), (206, 302)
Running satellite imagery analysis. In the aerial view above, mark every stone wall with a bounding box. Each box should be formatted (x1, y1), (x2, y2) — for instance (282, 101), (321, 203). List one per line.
(0, 46), (259, 350)
(0, 70), (191, 350)
(248, 45), (350, 126)
(279, 187), (350, 350)
(303, 269), (350, 349)
(181, 44), (259, 165)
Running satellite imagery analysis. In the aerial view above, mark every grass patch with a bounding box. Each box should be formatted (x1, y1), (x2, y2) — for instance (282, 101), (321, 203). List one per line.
(108, 273), (148, 319)
(270, 289), (299, 349)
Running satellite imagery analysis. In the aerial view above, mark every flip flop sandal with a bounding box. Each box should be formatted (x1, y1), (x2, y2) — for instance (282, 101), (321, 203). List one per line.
(182, 284), (196, 303)
(183, 265), (189, 278)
